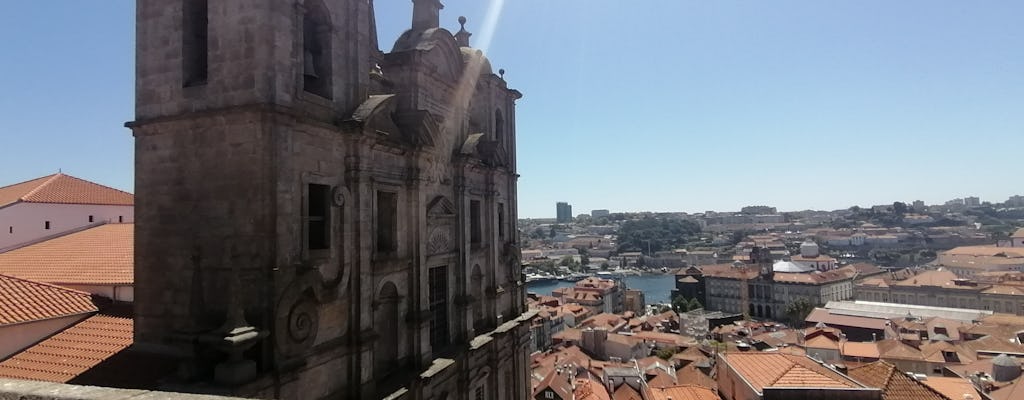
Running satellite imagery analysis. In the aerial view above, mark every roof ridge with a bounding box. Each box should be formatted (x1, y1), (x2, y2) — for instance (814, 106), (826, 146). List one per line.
(0, 173), (58, 192)
(0, 272), (94, 297)
(20, 173), (63, 201)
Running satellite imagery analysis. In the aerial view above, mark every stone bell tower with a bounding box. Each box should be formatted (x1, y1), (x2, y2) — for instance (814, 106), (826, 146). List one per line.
(130, 0), (379, 397)
(129, 0), (532, 399)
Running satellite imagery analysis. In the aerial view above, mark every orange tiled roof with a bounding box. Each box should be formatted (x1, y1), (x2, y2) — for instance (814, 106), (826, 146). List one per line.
(0, 224), (133, 285)
(841, 341), (880, 359)
(720, 352), (861, 392)
(676, 362), (717, 390)
(612, 384), (643, 400)
(0, 173), (133, 208)
(847, 361), (947, 400)
(646, 385), (721, 400)
(0, 274), (97, 326)
(0, 314), (132, 383)
(919, 376), (981, 400)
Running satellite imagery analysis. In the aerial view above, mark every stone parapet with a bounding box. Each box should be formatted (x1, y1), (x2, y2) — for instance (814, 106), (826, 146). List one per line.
(0, 379), (249, 400)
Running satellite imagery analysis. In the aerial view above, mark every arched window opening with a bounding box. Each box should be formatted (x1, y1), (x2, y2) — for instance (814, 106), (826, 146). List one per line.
(375, 282), (400, 375)
(182, 0), (208, 86)
(302, 0), (332, 99)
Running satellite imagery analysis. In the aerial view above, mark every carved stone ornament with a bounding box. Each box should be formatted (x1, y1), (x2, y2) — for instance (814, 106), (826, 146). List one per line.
(427, 226), (453, 255)
(286, 300), (319, 344)
(275, 280), (321, 357)
(331, 185), (346, 207)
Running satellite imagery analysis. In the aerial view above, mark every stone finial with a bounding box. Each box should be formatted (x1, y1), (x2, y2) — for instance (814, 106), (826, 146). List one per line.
(499, 69), (505, 79)
(455, 16), (472, 47)
(412, 0), (444, 31)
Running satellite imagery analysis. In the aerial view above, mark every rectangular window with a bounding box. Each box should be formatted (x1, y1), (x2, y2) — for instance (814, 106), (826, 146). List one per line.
(376, 191), (397, 253)
(307, 184), (330, 250)
(44, 221), (50, 230)
(7, 226), (11, 234)
(429, 266), (449, 348)
(118, 216), (123, 223)
(182, 0), (209, 86)
(498, 202), (505, 239)
(88, 215), (94, 223)
(470, 200), (481, 245)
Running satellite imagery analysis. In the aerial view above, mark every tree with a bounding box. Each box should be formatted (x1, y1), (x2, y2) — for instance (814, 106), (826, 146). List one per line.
(785, 298), (816, 323)
(616, 217), (702, 254)
(892, 202), (908, 215)
(687, 297), (702, 311)
(672, 295), (689, 313)
(655, 348), (675, 360)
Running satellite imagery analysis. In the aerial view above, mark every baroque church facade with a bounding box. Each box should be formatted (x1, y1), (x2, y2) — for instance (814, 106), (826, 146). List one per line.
(128, 0), (531, 398)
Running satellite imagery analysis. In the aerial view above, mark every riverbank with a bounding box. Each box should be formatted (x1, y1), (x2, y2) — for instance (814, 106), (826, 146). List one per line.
(525, 274), (676, 304)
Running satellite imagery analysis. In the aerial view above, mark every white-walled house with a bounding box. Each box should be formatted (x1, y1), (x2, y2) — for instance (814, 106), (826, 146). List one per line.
(0, 173), (133, 252)
(0, 274), (97, 360)
(0, 223), (134, 302)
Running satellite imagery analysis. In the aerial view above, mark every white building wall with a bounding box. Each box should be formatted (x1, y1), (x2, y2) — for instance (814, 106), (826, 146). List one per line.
(60, 284), (135, 303)
(0, 314), (91, 359)
(0, 203), (134, 251)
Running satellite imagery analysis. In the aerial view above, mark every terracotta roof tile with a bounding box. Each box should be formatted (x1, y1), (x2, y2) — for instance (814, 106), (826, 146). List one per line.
(841, 342), (881, 359)
(0, 274), (96, 326)
(612, 384), (643, 400)
(847, 361), (947, 400)
(675, 362), (717, 390)
(721, 352), (862, 392)
(0, 173), (133, 208)
(0, 224), (133, 285)
(0, 314), (133, 383)
(646, 385), (721, 400)
(918, 376), (981, 400)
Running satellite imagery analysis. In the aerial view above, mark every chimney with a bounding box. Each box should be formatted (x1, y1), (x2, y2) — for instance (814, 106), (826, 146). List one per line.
(412, 0), (443, 31)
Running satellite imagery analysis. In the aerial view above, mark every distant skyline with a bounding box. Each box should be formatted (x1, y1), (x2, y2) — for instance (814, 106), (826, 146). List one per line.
(2, 1), (1022, 219)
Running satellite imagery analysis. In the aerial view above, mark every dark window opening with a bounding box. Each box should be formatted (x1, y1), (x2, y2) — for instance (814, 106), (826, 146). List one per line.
(498, 202), (506, 238)
(88, 215), (94, 223)
(8, 226), (11, 234)
(44, 221), (50, 230)
(429, 266), (449, 349)
(302, 0), (332, 98)
(307, 184), (330, 250)
(118, 216), (124, 223)
(470, 200), (481, 245)
(182, 0), (208, 86)
(376, 191), (397, 253)
(495, 109), (504, 139)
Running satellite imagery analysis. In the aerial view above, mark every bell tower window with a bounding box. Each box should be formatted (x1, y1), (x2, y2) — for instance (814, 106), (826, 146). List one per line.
(302, 0), (332, 99)
(182, 0), (208, 86)
(307, 184), (331, 250)
(494, 109), (504, 140)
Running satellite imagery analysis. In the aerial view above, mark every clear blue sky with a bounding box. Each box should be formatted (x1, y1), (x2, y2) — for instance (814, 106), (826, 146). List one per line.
(1, 1), (1021, 219)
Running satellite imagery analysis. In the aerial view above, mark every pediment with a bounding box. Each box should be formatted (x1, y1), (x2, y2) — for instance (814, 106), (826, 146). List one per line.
(348, 94), (400, 137)
(477, 139), (508, 167)
(427, 196), (456, 218)
(460, 133), (485, 155)
(395, 110), (439, 148)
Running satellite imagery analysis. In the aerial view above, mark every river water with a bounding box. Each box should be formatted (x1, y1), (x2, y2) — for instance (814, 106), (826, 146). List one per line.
(525, 274), (676, 305)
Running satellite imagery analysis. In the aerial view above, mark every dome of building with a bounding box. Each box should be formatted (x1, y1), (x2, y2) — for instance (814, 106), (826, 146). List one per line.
(773, 260), (815, 273)
(993, 354), (1020, 367)
(800, 240), (820, 258)
(992, 353), (1022, 382)
(460, 47), (493, 75)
